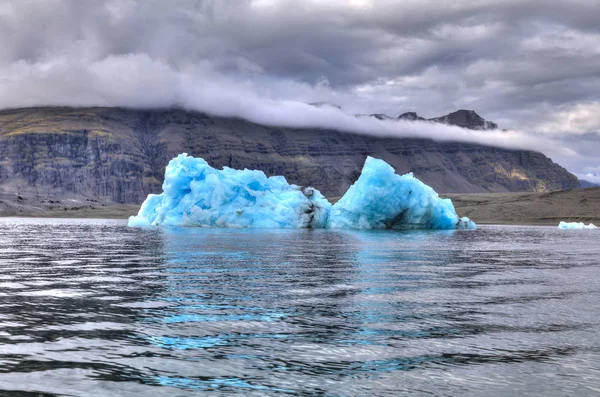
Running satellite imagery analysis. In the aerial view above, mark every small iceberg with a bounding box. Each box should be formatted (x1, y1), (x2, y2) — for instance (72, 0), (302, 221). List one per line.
(558, 221), (598, 230)
(128, 154), (476, 230)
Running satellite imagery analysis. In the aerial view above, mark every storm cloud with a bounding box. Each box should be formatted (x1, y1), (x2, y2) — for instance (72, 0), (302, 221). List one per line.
(0, 0), (599, 178)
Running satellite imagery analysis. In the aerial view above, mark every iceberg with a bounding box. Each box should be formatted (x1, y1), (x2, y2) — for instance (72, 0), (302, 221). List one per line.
(329, 157), (476, 230)
(128, 154), (476, 230)
(128, 154), (331, 228)
(558, 221), (598, 230)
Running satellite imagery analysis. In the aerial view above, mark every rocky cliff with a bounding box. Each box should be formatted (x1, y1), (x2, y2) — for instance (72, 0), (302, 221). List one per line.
(0, 107), (579, 204)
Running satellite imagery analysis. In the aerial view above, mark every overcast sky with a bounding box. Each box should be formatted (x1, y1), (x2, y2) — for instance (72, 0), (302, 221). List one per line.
(1, 0), (599, 181)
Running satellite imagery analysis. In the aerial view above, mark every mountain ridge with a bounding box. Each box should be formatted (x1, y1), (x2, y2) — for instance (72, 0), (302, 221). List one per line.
(397, 109), (498, 130)
(579, 180), (600, 188)
(0, 106), (579, 204)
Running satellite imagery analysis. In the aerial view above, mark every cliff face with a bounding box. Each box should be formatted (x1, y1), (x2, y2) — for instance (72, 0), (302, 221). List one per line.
(0, 107), (579, 203)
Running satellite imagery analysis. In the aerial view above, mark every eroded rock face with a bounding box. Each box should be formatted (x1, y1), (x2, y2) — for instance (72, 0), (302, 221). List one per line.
(0, 107), (579, 203)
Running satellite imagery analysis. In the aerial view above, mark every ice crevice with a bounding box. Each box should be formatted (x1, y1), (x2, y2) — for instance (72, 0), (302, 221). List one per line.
(128, 154), (476, 230)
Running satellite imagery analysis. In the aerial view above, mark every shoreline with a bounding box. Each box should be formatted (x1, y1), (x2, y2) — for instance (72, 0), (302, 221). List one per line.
(0, 217), (576, 227)
(0, 195), (139, 220)
(443, 188), (600, 226)
(1, 188), (598, 226)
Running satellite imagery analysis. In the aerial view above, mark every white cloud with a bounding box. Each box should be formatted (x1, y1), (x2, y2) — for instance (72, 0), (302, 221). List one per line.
(0, 50), (576, 159)
(575, 173), (600, 184)
(532, 102), (600, 135)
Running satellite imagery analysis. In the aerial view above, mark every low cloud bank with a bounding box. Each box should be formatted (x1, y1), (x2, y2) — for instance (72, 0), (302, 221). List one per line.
(0, 54), (575, 160)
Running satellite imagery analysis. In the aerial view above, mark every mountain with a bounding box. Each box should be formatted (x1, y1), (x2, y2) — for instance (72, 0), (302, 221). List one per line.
(429, 109), (498, 130)
(0, 107), (579, 204)
(369, 113), (396, 121)
(385, 109), (498, 130)
(579, 179), (600, 188)
(398, 112), (426, 121)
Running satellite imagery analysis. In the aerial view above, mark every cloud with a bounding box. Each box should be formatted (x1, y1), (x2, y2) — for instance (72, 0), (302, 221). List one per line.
(575, 167), (600, 184)
(576, 174), (600, 184)
(532, 102), (600, 135)
(0, 0), (599, 176)
(0, 51), (575, 159)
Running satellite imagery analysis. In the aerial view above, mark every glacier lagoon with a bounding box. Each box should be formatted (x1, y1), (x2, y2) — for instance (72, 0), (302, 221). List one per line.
(128, 154), (476, 230)
(0, 219), (599, 396)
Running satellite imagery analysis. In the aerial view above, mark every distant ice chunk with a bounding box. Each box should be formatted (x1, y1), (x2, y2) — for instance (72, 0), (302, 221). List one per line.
(558, 221), (597, 230)
(329, 157), (476, 230)
(128, 154), (331, 228)
(129, 154), (476, 230)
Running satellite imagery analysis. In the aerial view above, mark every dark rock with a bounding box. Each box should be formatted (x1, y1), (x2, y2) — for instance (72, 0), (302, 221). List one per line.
(398, 112), (426, 121)
(429, 109), (498, 130)
(369, 113), (395, 120)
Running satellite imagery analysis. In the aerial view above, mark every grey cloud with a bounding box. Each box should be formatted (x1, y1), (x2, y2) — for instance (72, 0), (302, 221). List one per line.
(0, 0), (599, 177)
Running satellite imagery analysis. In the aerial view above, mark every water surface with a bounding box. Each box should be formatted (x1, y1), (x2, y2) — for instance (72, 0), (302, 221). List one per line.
(0, 218), (598, 396)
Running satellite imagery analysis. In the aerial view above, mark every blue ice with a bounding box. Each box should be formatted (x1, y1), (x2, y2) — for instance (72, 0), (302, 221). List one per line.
(128, 154), (476, 230)
(329, 157), (476, 230)
(558, 221), (597, 230)
(128, 154), (330, 228)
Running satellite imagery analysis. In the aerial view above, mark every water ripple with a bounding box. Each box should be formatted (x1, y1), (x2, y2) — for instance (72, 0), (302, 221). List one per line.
(0, 219), (598, 396)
